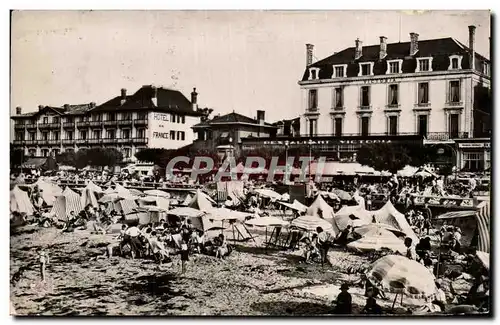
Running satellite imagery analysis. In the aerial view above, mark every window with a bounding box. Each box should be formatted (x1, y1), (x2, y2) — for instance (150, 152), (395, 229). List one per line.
(137, 129), (145, 138)
(419, 59), (430, 72)
(67, 131), (73, 140)
(53, 117), (59, 124)
(171, 114), (176, 122)
(138, 112), (148, 120)
(308, 89), (318, 110)
(66, 117), (73, 123)
(418, 115), (428, 137)
(418, 83), (429, 104)
(388, 85), (399, 106)
(448, 55), (462, 70)
(176, 131), (181, 140)
(449, 114), (459, 138)
(28, 149), (36, 156)
(42, 132), (48, 140)
(463, 152), (484, 171)
(52, 149), (59, 156)
(65, 148), (74, 153)
(177, 115), (181, 123)
(333, 87), (343, 108)
(181, 116), (185, 124)
(122, 129), (130, 139)
(389, 62), (399, 74)
(451, 58), (459, 69)
(449, 81), (461, 103)
(308, 119), (317, 136)
(93, 130), (101, 139)
(334, 118), (343, 137)
(333, 65), (345, 78)
(43, 117), (48, 124)
(170, 131), (176, 139)
(311, 69), (317, 80)
(108, 113), (116, 121)
(106, 130), (115, 139)
(360, 63), (371, 76)
(123, 148), (132, 158)
(53, 131), (59, 140)
(14, 120), (24, 126)
(360, 117), (370, 136)
(388, 116), (398, 135)
(93, 114), (101, 122)
(80, 131), (87, 140)
(29, 132), (35, 141)
(42, 149), (49, 157)
(180, 131), (185, 141)
(360, 86), (370, 107)
(483, 63), (490, 76)
(123, 113), (132, 120)
(15, 131), (23, 141)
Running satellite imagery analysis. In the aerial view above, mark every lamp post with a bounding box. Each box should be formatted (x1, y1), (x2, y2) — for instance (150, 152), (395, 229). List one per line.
(308, 139), (313, 183)
(284, 140), (289, 182)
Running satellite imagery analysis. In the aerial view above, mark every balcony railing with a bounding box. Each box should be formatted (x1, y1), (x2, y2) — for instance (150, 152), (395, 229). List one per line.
(38, 139), (49, 145)
(132, 137), (148, 144)
(48, 139), (60, 145)
(305, 107), (319, 114)
(88, 139), (102, 144)
(38, 123), (51, 129)
(76, 139), (88, 144)
(117, 138), (132, 144)
(14, 124), (25, 130)
(103, 120), (118, 127)
(76, 121), (90, 128)
(48, 123), (61, 129)
(62, 139), (74, 144)
(118, 119), (133, 126)
(414, 102), (431, 108)
(89, 121), (103, 127)
(102, 138), (117, 144)
(133, 119), (148, 126)
(424, 132), (469, 141)
(13, 140), (23, 145)
(63, 122), (75, 128)
(26, 124), (37, 129)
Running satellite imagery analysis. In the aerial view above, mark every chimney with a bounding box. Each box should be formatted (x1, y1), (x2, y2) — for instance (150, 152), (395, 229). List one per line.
(469, 25), (476, 70)
(191, 87), (198, 110)
(257, 110), (265, 125)
(355, 39), (363, 60)
(151, 86), (158, 107)
(306, 44), (314, 66)
(15, 106), (21, 115)
(63, 104), (69, 110)
(379, 36), (387, 60)
(120, 88), (127, 105)
(89, 102), (96, 109)
(410, 33), (419, 55)
(38, 105), (44, 111)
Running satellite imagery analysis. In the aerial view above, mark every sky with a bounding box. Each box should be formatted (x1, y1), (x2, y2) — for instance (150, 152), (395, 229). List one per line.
(10, 10), (490, 122)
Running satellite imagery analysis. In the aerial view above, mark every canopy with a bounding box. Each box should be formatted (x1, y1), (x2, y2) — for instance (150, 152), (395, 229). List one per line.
(413, 167), (438, 178)
(31, 178), (63, 206)
(181, 194), (193, 206)
(137, 196), (170, 211)
(306, 161), (382, 176)
(12, 174), (26, 185)
(335, 205), (371, 222)
(366, 255), (437, 298)
(306, 195), (336, 224)
(353, 223), (406, 238)
(278, 199), (307, 213)
(291, 215), (335, 235)
(347, 228), (406, 254)
(86, 180), (103, 193)
(99, 192), (135, 203)
(128, 188), (144, 197)
(319, 191), (340, 201)
(50, 187), (83, 221)
(21, 157), (57, 170)
(206, 207), (253, 222)
(476, 200), (490, 253)
(106, 199), (138, 216)
(475, 251), (489, 271)
(188, 190), (215, 212)
(245, 216), (289, 227)
(254, 188), (282, 200)
(144, 189), (171, 198)
(373, 201), (418, 243)
(397, 165), (419, 177)
(435, 210), (477, 219)
(332, 189), (352, 201)
(168, 207), (205, 218)
(10, 186), (34, 215)
(81, 188), (100, 208)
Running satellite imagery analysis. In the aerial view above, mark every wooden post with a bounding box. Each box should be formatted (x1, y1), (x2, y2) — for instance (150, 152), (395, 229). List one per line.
(391, 292), (398, 311)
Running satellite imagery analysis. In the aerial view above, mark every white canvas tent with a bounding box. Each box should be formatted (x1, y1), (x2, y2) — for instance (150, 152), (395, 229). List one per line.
(10, 186), (34, 215)
(373, 201), (418, 242)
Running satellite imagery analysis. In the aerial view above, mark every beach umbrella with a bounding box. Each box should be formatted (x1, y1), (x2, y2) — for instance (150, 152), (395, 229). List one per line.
(246, 216), (289, 227)
(168, 207), (204, 218)
(353, 223), (406, 238)
(332, 189), (352, 201)
(144, 189), (171, 198)
(128, 188), (144, 197)
(366, 255), (437, 300)
(207, 207), (252, 222)
(280, 193), (290, 202)
(291, 215), (334, 234)
(347, 228), (407, 254)
(255, 188), (282, 200)
(99, 192), (135, 203)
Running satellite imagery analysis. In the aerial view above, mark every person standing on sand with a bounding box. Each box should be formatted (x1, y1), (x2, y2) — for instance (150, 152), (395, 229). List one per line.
(316, 227), (330, 267)
(180, 239), (189, 274)
(334, 283), (353, 314)
(38, 249), (49, 282)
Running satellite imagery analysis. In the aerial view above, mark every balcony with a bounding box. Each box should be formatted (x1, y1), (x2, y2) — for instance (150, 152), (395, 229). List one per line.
(38, 123), (51, 130)
(385, 103), (401, 112)
(102, 138), (117, 144)
(48, 139), (61, 145)
(305, 107), (319, 115)
(103, 120), (118, 127)
(76, 121), (90, 128)
(12, 140), (23, 146)
(38, 139), (49, 145)
(63, 122), (75, 129)
(62, 139), (74, 145)
(26, 124), (37, 130)
(133, 119), (148, 126)
(14, 124), (25, 130)
(445, 101), (464, 109)
(88, 139), (102, 144)
(117, 138), (132, 144)
(89, 121), (103, 128)
(132, 137), (148, 144)
(47, 123), (61, 129)
(118, 119), (133, 126)
(76, 139), (88, 145)
(424, 132), (469, 142)
(25, 140), (37, 146)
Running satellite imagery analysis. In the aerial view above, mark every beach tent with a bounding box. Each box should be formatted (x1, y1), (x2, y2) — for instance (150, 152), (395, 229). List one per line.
(476, 200), (490, 253)
(434, 210), (478, 248)
(80, 181), (104, 208)
(31, 178), (63, 206)
(181, 194), (193, 206)
(306, 195), (336, 225)
(106, 199), (138, 216)
(334, 205), (372, 231)
(188, 190), (215, 212)
(137, 196), (170, 211)
(291, 215), (336, 236)
(372, 201), (418, 243)
(10, 186), (34, 215)
(50, 187), (83, 221)
(347, 228), (406, 254)
(85, 180), (103, 193)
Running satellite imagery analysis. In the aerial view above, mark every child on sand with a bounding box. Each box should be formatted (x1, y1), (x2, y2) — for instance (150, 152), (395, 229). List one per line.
(180, 239), (189, 274)
(38, 249), (49, 282)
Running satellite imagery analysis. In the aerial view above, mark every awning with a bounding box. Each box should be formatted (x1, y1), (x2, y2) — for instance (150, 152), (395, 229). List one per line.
(21, 158), (47, 169)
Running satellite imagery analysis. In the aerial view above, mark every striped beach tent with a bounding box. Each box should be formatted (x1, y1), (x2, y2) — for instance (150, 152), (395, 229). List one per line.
(476, 200), (490, 253)
(50, 187), (83, 221)
(10, 186), (34, 215)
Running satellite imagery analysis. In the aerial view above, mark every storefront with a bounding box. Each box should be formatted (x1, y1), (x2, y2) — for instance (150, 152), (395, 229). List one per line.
(456, 140), (491, 172)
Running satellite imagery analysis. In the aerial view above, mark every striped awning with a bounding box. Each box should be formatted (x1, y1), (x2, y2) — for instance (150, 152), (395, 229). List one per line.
(50, 187), (83, 221)
(435, 210), (477, 219)
(476, 200), (490, 253)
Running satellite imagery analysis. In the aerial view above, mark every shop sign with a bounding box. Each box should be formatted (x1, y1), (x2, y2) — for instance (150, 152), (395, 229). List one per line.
(458, 142), (490, 149)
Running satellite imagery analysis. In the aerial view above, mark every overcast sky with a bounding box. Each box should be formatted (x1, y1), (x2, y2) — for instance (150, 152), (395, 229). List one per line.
(11, 10), (490, 122)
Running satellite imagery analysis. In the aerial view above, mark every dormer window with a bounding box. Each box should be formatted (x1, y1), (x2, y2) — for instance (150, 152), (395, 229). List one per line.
(416, 57), (433, 72)
(358, 62), (374, 76)
(386, 59), (403, 74)
(332, 64), (347, 78)
(448, 55), (463, 70)
(308, 67), (320, 80)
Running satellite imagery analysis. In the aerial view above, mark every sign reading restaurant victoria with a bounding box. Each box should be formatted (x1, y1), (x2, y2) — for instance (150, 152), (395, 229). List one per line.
(149, 112), (175, 148)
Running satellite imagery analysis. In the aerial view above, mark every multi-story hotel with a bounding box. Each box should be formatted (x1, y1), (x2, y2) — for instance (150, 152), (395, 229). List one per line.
(11, 85), (210, 162)
(295, 25), (491, 171)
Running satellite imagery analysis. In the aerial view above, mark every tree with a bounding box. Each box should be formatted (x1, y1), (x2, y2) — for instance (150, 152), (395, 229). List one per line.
(357, 143), (412, 174)
(75, 148), (123, 168)
(135, 148), (170, 165)
(55, 151), (77, 167)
